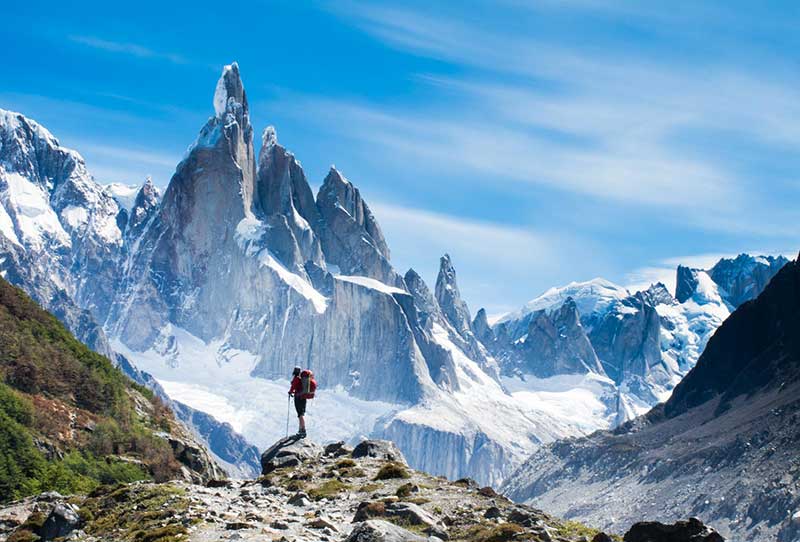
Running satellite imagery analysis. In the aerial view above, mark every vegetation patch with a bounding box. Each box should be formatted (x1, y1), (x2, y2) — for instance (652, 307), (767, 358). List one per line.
(374, 462), (410, 480)
(335, 459), (356, 469)
(0, 278), (184, 503)
(81, 483), (190, 542)
(553, 519), (602, 540)
(396, 482), (414, 498)
(460, 522), (526, 542)
(308, 479), (351, 500)
(358, 482), (381, 493)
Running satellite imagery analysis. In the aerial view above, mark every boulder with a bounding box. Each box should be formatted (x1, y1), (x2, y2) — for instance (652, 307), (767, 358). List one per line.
(40, 503), (81, 540)
(623, 518), (725, 542)
(288, 492), (312, 507)
(592, 534), (614, 542)
(324, 441), (353, 457)
(346, 520), (428, 542)
(352, 440), (407, 464)
(261, 437), (323, 474)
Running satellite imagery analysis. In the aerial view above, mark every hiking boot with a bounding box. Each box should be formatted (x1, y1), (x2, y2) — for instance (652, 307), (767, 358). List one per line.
(297, 430), (307, 439)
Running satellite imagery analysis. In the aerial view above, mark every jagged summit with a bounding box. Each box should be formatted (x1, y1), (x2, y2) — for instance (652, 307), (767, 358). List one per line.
(261, 125), (278, 149)
(213, 61), (248, 119)
(435, 253), (473, 336)
(316, 166), (398, 284)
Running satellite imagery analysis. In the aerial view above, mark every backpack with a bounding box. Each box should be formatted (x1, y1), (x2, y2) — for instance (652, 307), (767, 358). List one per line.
(300, 370), (317, 399)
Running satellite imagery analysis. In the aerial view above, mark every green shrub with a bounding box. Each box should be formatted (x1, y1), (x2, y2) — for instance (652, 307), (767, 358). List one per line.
(374, 462), (410, 481)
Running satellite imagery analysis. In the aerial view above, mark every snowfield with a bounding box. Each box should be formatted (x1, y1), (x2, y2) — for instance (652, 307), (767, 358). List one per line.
(112, 328), (400, 450)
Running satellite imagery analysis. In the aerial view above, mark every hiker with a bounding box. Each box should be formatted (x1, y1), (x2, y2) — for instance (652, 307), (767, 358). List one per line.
(288, 366), (316, 438)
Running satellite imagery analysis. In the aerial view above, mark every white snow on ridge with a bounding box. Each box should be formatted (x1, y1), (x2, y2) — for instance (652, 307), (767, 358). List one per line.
(61, 205), (89, 229)
(335, 275), (406, 296)
(498, 278), (630, 325)
(0, 201), (21, 247)
(1, 171), (71, 250)
(105, 182), (140, 213)
(260, 251), (329, 314)
(235, 217), (329, 314)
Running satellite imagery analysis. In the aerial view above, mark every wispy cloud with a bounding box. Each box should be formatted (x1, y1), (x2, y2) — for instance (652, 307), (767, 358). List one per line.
(370, 201), (596, 314)
(311, 1), (800, 235)
(74, 141), (180, 169)
(68, 35), (188, 64)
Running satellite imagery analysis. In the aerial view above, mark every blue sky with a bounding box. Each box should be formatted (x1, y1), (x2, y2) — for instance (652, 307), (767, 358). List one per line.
(3, 0), (798, 315)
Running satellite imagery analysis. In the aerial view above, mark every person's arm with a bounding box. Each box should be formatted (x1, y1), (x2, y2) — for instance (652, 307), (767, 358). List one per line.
(288, 377), (299, 395)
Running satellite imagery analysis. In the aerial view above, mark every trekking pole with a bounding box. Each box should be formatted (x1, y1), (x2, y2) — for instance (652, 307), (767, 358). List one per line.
(286, 394), (290, 438)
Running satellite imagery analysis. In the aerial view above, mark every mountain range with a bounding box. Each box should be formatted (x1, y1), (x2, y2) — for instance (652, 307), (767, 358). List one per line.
(502, 251), (800, 541)
(0, 62), (790, 487)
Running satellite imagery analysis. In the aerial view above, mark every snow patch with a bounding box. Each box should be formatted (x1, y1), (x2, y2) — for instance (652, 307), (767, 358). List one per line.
(105, 182), (140, 213)
(499, 278), (630, 325)
(0, 171), (70, 250)
(113, 329), (399, 449)
(0, 201), (21, 247)
(335, 275), (406, 296)
(61, 205), (89, 229)
(235, 217), (328, 314)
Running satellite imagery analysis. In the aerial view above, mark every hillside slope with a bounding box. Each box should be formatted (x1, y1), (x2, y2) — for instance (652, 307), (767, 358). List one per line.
(0, 436), (727, 542)
(0, 276), (222, 503)
(502, 252), (800, 541)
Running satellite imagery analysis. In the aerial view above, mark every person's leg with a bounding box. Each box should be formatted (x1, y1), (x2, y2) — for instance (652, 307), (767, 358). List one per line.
(294, 397), (307, 436)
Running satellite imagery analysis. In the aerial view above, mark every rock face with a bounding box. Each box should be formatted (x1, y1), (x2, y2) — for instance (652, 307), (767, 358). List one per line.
(502, 255), (800, 542)
(316, 167), (401, 286)
(707, 254), (789, 308)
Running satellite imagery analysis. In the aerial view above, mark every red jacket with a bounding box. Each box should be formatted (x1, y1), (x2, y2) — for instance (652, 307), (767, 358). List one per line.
(289, 370), (317, 399)
(289, 376), (302, 396)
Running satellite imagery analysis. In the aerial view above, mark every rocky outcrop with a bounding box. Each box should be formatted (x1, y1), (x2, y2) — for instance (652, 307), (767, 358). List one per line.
(346, 519), (428, 542)
(623, 518), (725, 542)
(352, 440), (407, 464)
(675, 265), (700, 304)
(260, 436), (323, 474)
(513, 298), (604, 378)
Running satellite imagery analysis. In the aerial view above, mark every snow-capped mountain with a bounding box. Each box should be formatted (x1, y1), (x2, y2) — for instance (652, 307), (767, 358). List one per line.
(501, 252), (800, 542)
(482, 253), (789, 428)
(0, 62), (790, 487)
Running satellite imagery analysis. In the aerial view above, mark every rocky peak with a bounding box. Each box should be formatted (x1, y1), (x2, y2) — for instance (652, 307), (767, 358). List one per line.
(643, 282), (675, 305)
(318, 167), (390, 258)
(675, 265), (699, 303)
(708, 253), (790, 308)
(403, 268), (441, 327)
(472, 307), (494, 345)
(253, 125), (323, 272)
(315, 167), (400, 285)
(0, 109), (85, 192)
(213, 62), (248, 121)
(435, 254), (473, 337)
(125, 177), (161, 236)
